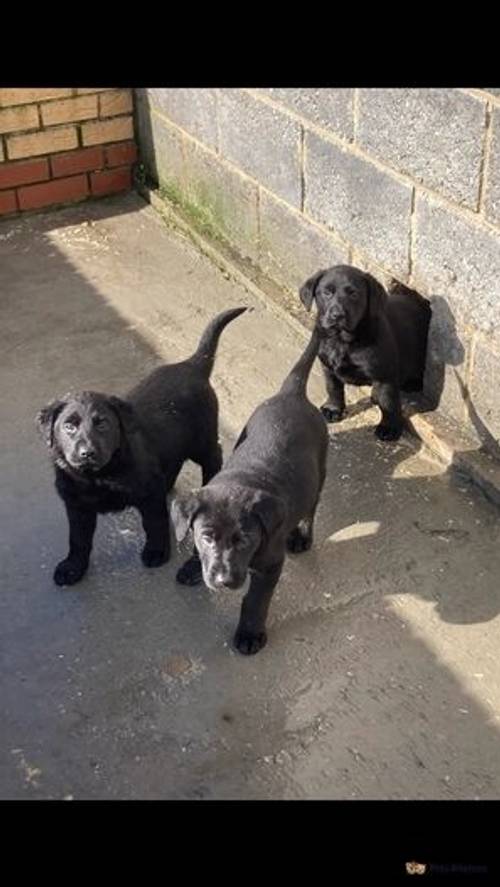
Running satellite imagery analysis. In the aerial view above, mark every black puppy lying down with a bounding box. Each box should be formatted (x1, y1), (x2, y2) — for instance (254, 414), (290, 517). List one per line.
(172, 328), (328, 655)
(37, 307), (247, 586)
(299, 265), (431, 441)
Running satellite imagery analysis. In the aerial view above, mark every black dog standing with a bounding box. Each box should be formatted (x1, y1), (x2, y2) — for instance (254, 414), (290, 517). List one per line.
(172, 328), (328, 655)
(299, 265), (431, 441)
(37, 307), (247, 586)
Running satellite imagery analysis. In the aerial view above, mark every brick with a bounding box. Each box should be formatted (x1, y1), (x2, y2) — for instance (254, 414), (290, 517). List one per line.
(470, 343), (500, 445)
(90, 166), (131, 196)
(0, 103), (39, 135)
(82, 116), (133, 146)
(349, 251), (395, 293)
(358, 89), (486, 210)
(0, 189), (17, 215)
(0, 88), (72, 107)
(485, 107), (500, 226)
(18, 174), (88, 211)
(7, 126), (78, 160)
(149, 88), (217, 150)
(76, 88), (110, 95)
(414, 193), (500, 333)
(0, 157), (49, 189)
(258, 88), (354, 141)
(304, 131), (412, 276)
(105, 141), (137, 167)
(51, 146), (104, 178)
(136, 104), (185, 187)
(184, 139), (259, 260)
(259, 190), (347, 292)
(218, 89), (301, 207)
(423, 296), (471, 424)
(41, 94), (97, 126)
(99, 89), (133, 118)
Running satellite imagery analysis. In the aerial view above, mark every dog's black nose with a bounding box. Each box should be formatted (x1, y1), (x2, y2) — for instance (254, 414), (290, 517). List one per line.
(76, 442), (96, 461)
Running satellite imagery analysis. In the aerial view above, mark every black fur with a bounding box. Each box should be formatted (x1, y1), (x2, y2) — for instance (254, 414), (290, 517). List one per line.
(299, 265), (431, 441)
(37, 308), (248, 586)
(172, 329), (328, 655)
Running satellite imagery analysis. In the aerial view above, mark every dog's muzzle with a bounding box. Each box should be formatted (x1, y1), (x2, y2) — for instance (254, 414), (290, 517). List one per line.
(205, 570), (248, 592)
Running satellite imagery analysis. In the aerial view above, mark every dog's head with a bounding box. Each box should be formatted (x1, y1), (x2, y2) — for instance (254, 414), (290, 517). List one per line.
(36, 391), (138, 475)
(299, 265), (388, 339)
(171, 486), (286, 591)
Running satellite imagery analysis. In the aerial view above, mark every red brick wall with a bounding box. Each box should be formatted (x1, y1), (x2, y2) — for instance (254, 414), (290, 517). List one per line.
(0, 88), (137, 216)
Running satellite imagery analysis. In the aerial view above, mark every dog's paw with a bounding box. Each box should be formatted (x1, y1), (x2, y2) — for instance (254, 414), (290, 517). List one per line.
(176, 555), (203, 586)
(234, 628), (267, 655)
(141, 546), (168, 568)
(321, 404), (345, 424)
(287, 527), (313, 554)
(375, 423), (402, 442)
(53, 559), (87, 586)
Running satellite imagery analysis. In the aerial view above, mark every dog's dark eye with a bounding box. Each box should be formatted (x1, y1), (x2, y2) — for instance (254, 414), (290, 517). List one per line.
(64, 421), (77, 433)
(201, 531), (215, 544)
(94, 417), (109, 430)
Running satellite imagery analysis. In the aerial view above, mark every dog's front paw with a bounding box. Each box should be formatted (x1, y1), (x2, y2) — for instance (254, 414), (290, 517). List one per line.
(53, 559), (88, 586)
(234, 628), (267, 655)
(141, 546), (168, 568)
(176, 555), (203, 586)
(375, 423), (402, 442)
(287, 527), (313, 553)
(321, 404), (345, 424)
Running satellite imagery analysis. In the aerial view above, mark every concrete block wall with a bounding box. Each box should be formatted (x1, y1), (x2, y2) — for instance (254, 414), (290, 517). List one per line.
(0, 89), (137, 215)
(135, 88), (500, 455)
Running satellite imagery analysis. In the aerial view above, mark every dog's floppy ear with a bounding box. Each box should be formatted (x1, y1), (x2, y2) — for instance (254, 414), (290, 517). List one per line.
(299, 269), (326, 311)
(365, 272), (388, 329)
(36, 399), (66, 448)
(249, 490), (287, 539)
(171, 492), (205, 542)
(108, 396), (139, 435)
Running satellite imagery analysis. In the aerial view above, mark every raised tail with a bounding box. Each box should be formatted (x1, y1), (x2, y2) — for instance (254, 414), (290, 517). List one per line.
(190, 307), (249, 376)
(280, 326), (320, 396)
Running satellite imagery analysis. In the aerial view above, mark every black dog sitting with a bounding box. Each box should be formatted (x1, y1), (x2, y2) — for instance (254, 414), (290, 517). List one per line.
(299, 265), (431, 441)
(171, 328), (328, 655)
(37, 307), (247, 586)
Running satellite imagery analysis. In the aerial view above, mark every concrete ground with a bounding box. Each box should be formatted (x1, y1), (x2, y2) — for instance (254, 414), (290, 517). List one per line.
(1, 193), (500, 800)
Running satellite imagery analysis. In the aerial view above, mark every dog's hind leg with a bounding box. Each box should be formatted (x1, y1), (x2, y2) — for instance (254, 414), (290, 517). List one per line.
(175, 442), (224, 585)
(286, 493), (323, 554)
(139, 491), (170, 567)
(200, 442), (223, 486)
(286, 517), (314, 553)
(286, 460), (325, 554)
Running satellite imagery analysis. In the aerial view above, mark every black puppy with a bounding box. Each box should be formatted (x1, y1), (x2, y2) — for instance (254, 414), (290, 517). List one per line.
(171, 328), (328, 655)
(299, 265), (431, 441)
(37, 307), (247, 586)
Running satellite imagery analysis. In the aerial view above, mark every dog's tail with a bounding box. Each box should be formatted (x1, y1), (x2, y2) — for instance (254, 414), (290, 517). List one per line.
(190, 307), (249, 376)
(280, 327), (320, 396)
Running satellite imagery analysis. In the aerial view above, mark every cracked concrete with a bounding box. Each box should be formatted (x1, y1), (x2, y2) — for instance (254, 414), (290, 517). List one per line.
(1, 193), (500, 800)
